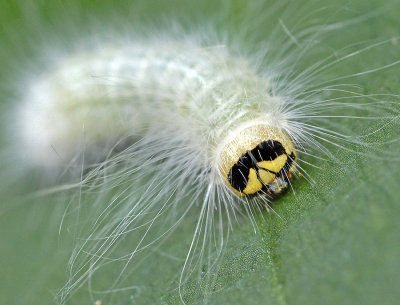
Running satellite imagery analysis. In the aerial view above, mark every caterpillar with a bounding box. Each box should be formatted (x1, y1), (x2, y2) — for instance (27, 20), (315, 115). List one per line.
(17, 40), (297, 198)
(1, 0), (399, 304)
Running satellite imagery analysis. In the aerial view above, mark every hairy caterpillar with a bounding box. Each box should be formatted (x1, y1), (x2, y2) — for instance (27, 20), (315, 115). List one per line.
(17, 40), (297, 198)
(1, 0), (399, 304)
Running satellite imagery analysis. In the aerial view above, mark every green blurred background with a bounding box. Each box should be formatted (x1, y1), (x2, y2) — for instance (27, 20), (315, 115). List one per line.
(1, 0), (399, 304)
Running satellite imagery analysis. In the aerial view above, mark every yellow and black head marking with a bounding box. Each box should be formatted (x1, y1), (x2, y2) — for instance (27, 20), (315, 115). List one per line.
(218, 123), (296, 197)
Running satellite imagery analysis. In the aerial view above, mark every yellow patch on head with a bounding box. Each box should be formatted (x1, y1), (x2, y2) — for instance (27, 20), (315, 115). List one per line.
(257, 169), (276, 186)
(242, 168), (263, 195)
(258, 154), (288, 173)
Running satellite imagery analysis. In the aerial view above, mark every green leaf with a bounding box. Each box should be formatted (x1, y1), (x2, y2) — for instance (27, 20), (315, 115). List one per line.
(1, 0), (399, 304)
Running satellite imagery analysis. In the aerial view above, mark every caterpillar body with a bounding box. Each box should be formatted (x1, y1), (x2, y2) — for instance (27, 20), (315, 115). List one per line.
(2, 1), (399, 305)
(17, 41), (296, 198)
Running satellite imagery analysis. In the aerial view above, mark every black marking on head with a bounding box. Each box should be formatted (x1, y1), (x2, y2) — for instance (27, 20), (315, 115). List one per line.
(228, 140), (295, 196)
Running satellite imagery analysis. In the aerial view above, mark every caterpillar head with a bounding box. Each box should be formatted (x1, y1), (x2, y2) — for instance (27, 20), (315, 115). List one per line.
(217, 123), (296, 197)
